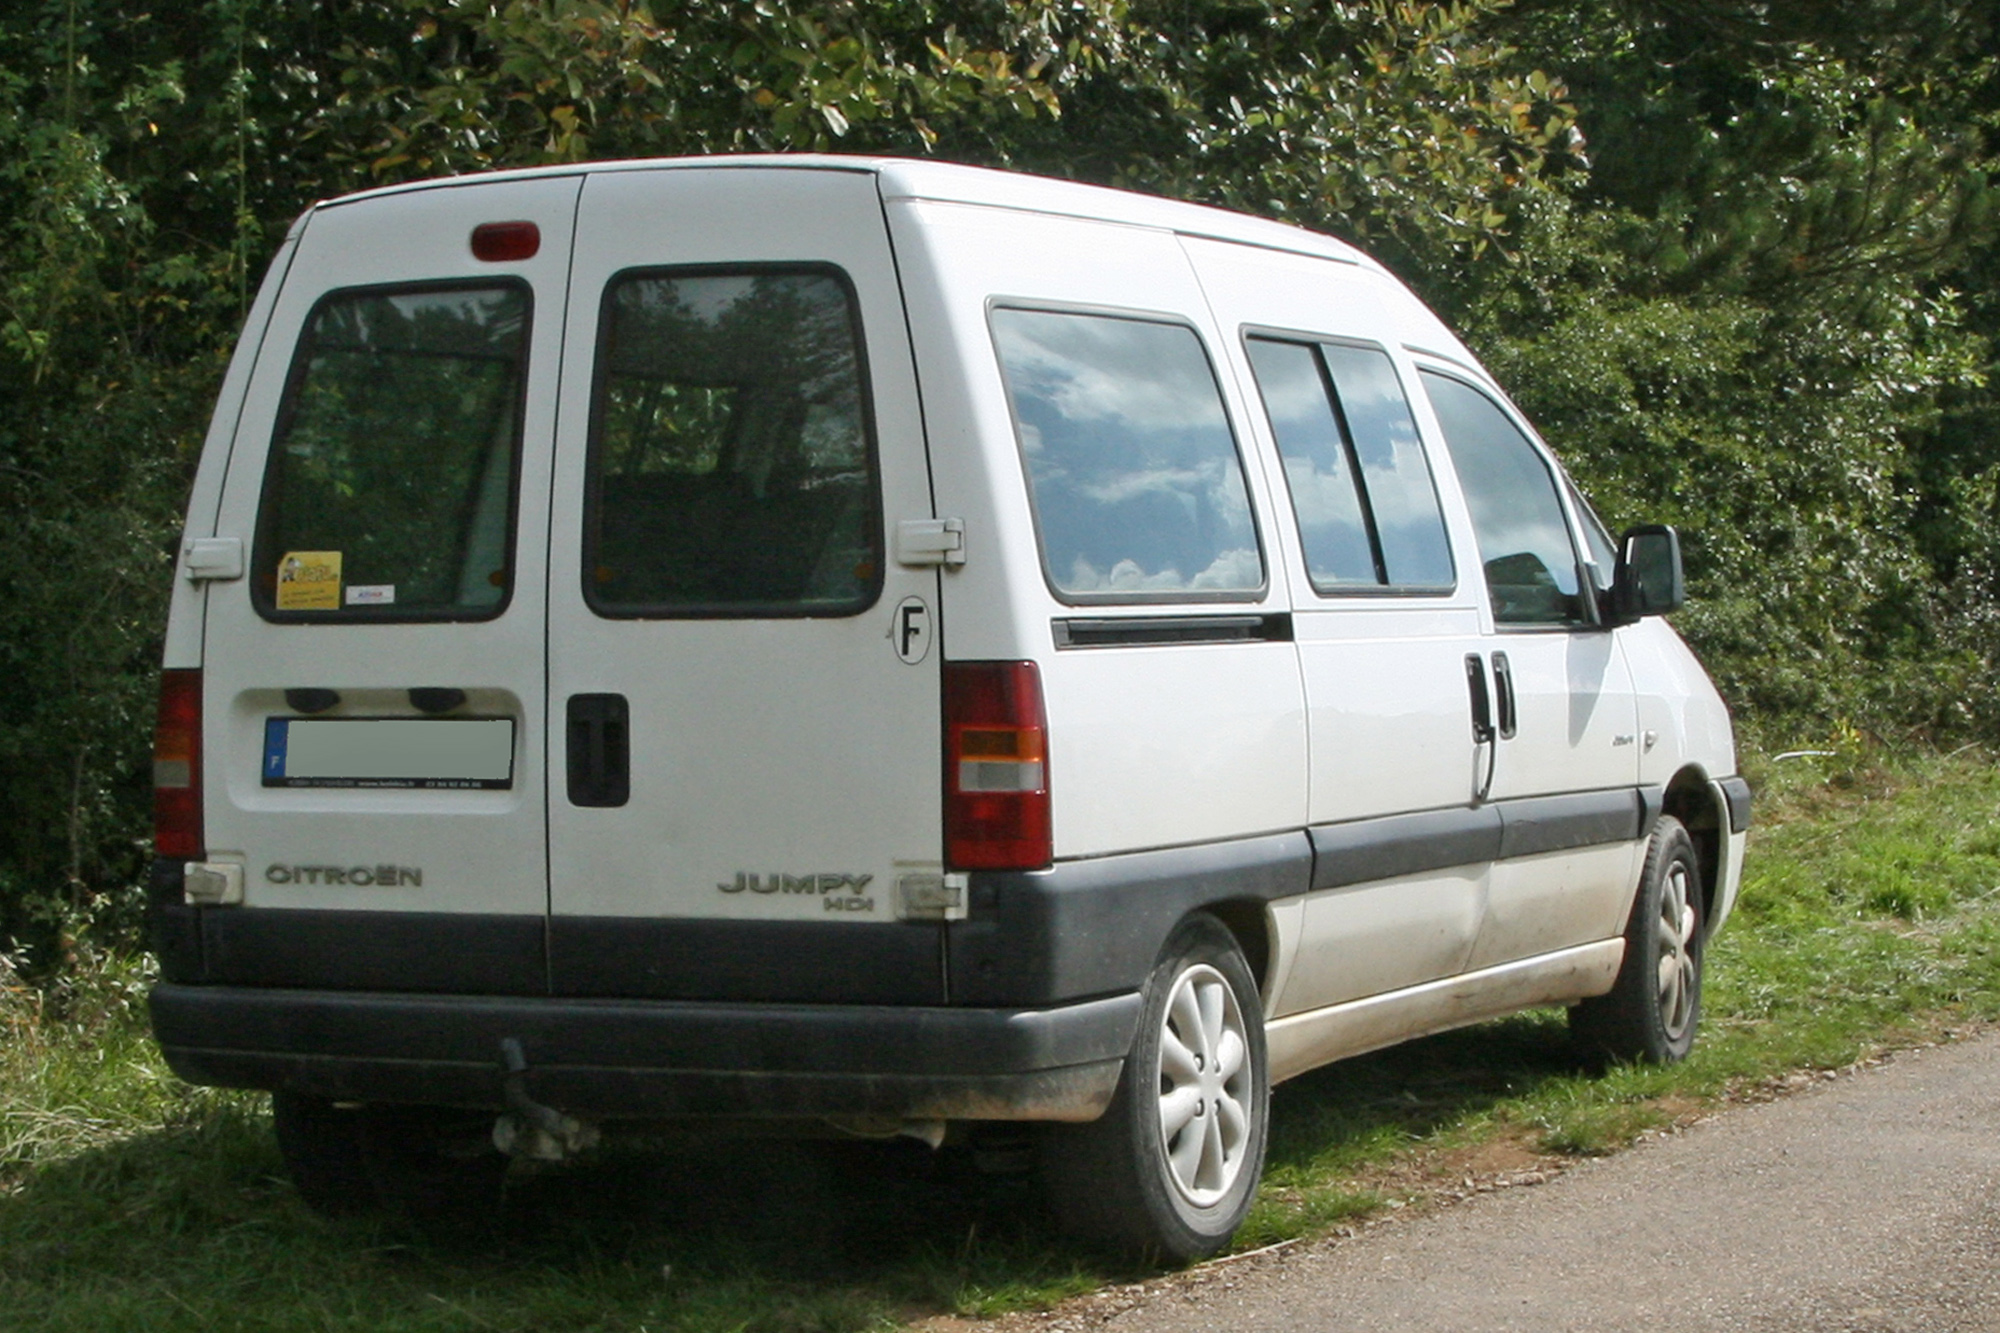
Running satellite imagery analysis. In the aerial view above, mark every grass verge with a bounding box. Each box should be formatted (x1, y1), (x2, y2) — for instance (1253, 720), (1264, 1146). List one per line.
(4, 749), (1999, 1332)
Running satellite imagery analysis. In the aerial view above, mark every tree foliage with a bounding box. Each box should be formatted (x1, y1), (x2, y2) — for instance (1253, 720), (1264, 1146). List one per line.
(1, 0), (1997, 964)
(1470, 0), (1999, 736)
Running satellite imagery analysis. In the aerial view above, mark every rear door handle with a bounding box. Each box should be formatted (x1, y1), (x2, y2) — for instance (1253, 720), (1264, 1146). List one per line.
(566, 694), (629, 807)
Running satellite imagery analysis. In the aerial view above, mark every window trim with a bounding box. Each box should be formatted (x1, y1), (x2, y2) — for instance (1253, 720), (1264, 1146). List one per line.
(1241, 326), (1458, 600)
(580, 261), (887, 621)
(1414, 363), (1598, 632)
(251, 276), (532, 625)
(987, 299), (1270, 608)
(1564, 474), (1620, 607)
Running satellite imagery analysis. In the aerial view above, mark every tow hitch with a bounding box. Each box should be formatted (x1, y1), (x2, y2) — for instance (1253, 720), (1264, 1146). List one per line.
(492, 1037), (600, 1161)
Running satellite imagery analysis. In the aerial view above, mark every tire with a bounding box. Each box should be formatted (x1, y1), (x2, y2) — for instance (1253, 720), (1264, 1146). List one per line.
(356, 1103), (510, 1238)
(1571, 815), (1703, 1065)
(1039, 914), (1269, 1265)
(272, 1093), (380, 1218)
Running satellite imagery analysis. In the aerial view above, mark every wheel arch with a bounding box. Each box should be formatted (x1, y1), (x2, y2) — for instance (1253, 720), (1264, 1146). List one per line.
(1660, 765), (1725, 933)
(1197, 898), (1275, 1000)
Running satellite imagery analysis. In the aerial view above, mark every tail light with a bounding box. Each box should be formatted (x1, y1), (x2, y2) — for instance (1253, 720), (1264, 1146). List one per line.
(944, 661), (1051, 871)
(153, 668), (204, 859)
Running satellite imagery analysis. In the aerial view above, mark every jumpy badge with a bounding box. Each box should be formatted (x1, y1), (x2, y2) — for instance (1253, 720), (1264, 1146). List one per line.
(275, 551), (342, 611)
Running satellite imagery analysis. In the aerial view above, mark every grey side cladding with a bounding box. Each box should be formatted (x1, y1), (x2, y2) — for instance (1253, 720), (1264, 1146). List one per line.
(1309, 806), (1502, 891)
(951, 792), (1659, 1010)
(1309, 787), (1661, 892)
(952, 832), (1313, 1006)
(1498, 788), (1652, 859)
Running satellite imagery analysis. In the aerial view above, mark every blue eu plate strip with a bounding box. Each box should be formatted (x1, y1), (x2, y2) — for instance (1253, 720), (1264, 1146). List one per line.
(263, 717), (290, 781)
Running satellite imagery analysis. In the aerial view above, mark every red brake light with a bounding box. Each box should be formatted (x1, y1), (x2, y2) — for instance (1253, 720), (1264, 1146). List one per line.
(470, 220), (541, 262)
(153, 668), (204, 859)
(945, 661), (1051, 871)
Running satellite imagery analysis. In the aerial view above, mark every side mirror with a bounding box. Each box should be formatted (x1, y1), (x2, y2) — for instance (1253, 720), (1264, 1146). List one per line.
(1608, 524), (1684, 625)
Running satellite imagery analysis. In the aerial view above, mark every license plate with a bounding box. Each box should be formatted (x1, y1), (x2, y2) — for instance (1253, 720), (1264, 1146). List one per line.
(262, 717), (516, 789)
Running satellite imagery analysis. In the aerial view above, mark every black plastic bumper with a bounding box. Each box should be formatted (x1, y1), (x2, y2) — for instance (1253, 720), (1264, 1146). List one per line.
(1718, 775), (1754, 833)
(148, 982), (1141, 1123)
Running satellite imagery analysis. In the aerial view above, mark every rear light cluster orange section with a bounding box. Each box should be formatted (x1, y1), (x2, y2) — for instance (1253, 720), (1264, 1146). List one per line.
(153, 668), (204, 859)
(944, 661), (1051, 871)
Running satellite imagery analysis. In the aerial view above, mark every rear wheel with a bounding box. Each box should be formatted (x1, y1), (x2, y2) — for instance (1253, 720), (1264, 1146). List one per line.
(1572, 815), (1703, 1064)
(272, 1093), (379, 1218)
(357, 1103), (510, 1237)
(1039, 914), (1268, 1264)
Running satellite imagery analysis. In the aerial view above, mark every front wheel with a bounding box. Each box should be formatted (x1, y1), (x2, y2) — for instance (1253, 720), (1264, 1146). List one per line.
(1571, 815), (1703, 1064)
(1039, 914), (1269, 1264)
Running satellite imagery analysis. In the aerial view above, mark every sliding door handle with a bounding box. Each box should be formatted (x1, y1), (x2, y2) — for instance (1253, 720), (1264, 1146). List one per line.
(1464, 654), (1494, 745)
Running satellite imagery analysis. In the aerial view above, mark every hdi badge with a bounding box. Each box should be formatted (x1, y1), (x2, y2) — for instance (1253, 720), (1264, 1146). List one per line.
(276, 551), (342, 611)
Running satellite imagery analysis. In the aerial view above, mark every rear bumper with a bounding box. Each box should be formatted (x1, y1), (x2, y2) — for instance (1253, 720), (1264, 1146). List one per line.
(148, 983), (1140, 1123)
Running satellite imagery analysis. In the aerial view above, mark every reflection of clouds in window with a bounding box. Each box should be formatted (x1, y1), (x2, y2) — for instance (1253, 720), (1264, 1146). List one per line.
(1247, 337), (1450, 591)
(1067, 547), (1261, 593)
(1247, 338), (1375, 586)
(1421, 371), (1584, 623)
(993, 309), (1261, 597)
(1321, 345), (1452, 587)
(667, 275), (758, 323)
(1190, 546), (1263, 589)
(1285, 461), (1376, 584)
(1255, 358), (1336, 447)
(1321, 349), (1408, 470)
(999, 313), (1234, 431)
(1075, 459), (1237, 511)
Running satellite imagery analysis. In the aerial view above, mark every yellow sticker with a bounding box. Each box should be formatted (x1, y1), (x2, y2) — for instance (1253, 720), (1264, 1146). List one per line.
(276, 551), (342, 611)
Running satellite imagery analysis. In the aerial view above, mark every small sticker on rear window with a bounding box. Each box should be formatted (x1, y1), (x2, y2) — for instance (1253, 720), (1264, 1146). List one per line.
(344, 584), (395, 606)
(276, 551), (342, 611)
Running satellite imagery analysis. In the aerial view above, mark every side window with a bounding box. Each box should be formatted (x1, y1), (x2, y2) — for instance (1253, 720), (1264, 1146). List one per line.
(1246, 337), (1453, 593)
(1244, 339), (1375, 585)
(254, 282), (529, 621)
(585, 267), (882, 617)
(991, 308), (1263, 601)
(1419, 370), (1589, 627)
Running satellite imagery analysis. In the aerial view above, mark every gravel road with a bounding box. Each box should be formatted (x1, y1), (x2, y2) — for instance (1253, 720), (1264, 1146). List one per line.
(1033, 1030), (2000, 1333)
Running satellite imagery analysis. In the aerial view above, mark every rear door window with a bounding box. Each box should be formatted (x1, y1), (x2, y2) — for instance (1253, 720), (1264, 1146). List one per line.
(991, 308), (1263, 601)
(584, 267), (881, 617)
(253, 281), (529, 620)
(1246, 337), (1453, 593)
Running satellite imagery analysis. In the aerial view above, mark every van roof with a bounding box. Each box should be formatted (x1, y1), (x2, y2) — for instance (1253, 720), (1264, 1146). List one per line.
(315, 154), (1378, 271)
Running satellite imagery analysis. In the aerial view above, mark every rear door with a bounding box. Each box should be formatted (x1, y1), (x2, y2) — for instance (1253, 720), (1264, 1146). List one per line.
(200, 176), (579, 993)
(543, 166), (946, 1003)
(1188, 241), (1493, 1014)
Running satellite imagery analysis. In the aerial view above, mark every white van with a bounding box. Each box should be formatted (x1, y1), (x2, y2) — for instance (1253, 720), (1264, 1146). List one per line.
(149, 156), (1750, 1261)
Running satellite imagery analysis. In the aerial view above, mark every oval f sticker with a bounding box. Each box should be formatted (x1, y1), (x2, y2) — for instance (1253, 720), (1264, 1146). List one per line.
(890, 595), (932, 665)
